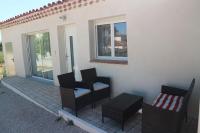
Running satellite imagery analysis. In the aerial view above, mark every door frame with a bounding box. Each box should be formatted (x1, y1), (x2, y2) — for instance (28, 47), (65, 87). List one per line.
(27, 32), (54, 81)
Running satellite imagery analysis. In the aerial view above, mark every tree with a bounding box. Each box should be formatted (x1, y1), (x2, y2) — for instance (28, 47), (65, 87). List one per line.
(0, 42), (4, 64)
(0, 42), (2, 51)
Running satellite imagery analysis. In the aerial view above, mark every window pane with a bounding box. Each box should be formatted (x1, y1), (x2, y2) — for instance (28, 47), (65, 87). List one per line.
(114, 22), (127, 57)
(97, 24), (111, 56)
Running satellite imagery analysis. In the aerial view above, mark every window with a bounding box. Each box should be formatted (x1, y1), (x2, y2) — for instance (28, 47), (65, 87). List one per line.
(114, 22), (127, 57)
(96, 21), (127, 60)
(97, 24), (111, 56)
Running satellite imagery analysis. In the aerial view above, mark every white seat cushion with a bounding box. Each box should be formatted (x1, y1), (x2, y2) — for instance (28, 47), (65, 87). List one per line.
(93, 82), (109, 91)
(74, 88), (91, 98)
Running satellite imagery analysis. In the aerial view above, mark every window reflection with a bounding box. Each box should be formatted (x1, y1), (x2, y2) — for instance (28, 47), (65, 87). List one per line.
(114, 22), (127, 57)
(97, 24), (111, 56)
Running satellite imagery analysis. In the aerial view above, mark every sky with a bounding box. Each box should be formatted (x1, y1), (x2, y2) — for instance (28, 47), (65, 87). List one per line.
(0, 0), (57, 42)
(0, 0), (57, 21)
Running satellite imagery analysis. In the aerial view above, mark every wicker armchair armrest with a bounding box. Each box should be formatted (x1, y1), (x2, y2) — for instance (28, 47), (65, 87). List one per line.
(59, 87), (76, 109)
(161, 85), (188, 96)
(96, 76), (111, 85)
(142, 103), (183, 133)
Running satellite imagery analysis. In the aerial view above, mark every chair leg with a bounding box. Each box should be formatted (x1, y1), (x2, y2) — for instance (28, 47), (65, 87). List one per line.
(75, 110), (78, 117)
(121, 120), (124, 131)
(92, 103), (96, 109)
(185, 111), (188, 123)
(74, 108), (78, 117)
(102, 116), (104, 123)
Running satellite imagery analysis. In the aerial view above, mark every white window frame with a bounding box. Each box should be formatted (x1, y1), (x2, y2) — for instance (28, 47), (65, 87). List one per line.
(94, 17), (128, 61)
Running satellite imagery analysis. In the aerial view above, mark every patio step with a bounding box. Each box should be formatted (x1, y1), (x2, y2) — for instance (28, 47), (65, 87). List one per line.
(59, 110), (107, 133)
(1, 76), (107, 133)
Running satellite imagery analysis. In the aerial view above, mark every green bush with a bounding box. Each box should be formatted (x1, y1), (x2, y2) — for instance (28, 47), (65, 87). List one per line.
(0, 42), (4, 64)
(0, 42), (2, 51)
(0, 52), (4, 64)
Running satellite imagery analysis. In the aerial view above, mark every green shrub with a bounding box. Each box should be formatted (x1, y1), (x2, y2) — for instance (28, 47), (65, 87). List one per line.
(0, 52), (4, 64)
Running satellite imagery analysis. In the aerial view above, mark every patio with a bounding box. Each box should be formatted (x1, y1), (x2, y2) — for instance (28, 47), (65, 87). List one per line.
(1, 76), (198, 133)
(0, 84), (86, 133)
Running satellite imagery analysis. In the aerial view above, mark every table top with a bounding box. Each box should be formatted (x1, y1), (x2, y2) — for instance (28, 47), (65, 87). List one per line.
(102, 93), (143, 112)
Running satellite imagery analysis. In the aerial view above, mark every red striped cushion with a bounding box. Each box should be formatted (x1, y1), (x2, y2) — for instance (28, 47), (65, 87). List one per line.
(153, 93), (184, 112)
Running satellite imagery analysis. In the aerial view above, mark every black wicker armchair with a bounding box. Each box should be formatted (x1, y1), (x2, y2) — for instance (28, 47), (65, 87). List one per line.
(57, 72), (92, 116)
(80, 68), (111, 105)
(142, 79), (195, 133)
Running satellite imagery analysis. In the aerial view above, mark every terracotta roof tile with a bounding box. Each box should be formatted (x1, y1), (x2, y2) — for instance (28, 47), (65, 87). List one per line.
(0, 0), (104, 29)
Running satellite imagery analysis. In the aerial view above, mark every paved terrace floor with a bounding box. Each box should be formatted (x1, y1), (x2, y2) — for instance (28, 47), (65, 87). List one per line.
(0, 84), (86, 133)
(1, 76), (198, 133)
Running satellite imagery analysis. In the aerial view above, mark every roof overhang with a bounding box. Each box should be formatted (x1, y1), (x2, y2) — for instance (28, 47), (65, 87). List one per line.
(0, 0), (104, 29)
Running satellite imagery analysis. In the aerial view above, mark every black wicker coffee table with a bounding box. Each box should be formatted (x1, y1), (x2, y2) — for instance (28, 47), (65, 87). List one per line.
(102, 93), (143, 130)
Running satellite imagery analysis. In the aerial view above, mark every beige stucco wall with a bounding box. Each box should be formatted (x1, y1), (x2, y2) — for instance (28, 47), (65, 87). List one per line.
(1, 0), (200, 118)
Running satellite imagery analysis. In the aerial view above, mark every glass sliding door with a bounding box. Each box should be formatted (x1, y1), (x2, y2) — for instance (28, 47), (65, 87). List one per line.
(29, 32), (53, 80)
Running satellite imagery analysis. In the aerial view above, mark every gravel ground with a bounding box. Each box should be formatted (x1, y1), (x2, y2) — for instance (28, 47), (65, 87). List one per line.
(0, 84), (87, 133)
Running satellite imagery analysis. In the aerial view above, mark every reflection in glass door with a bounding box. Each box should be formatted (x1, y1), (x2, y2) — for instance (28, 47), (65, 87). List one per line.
(29, 32), (53, 80)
